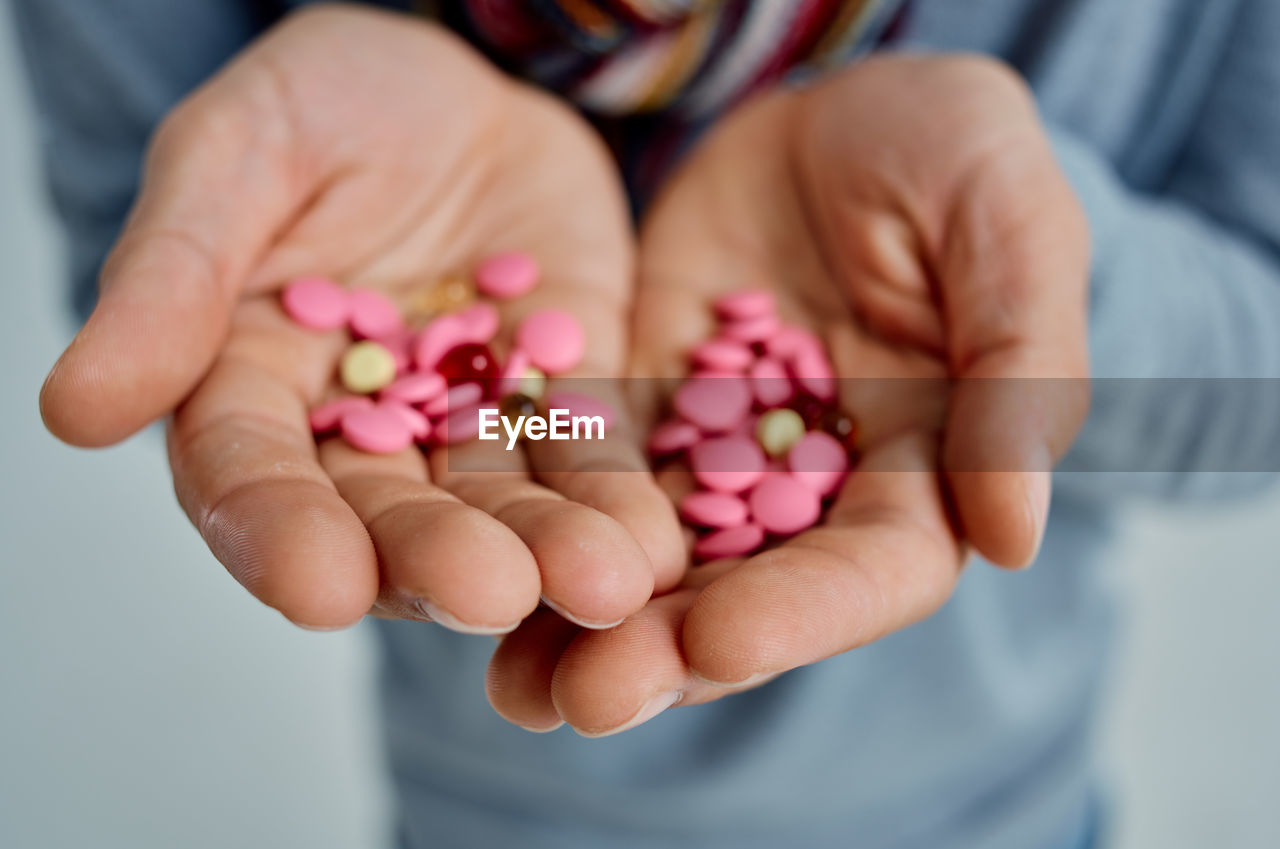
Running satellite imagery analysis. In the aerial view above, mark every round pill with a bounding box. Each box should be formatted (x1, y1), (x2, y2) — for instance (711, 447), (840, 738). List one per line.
(689, 436), (767, 493)
(340, 405), (414, 454)
(378, 400), (431, 442)
(518, 366), (547, 400)
(545, 391), (616, 430)
(648, 421), (702, 456)
(764, 325), (824, 361)
(282, 277), (349, 330)
(790, 348), (836, 401)
(380, 372), (447, 405)
(691, 339), (754, 372)
(376, 328), (415, 375)
(496, 349), (531, 397)
(722, 313), (781, 344)
(422, 382), (484, 419)
(516, 309), (586, 375)
(340, 341), (398, 394)
(679, 491), (749, 529)
(694, 523), (766, 561)
(749, 357), (793, 407)
(714, 289), (776, 322)
(309, 396), (374, 433)
(434, 402), (490, 444)
(787, 431), (850, 496)
(749, 474), (822, 535)
(456, 302), (501, 345)
(413, 315), (467, 371)
(756, 408), (807, 458)
(348, 289), (404, 339)
(475, 252), (540, 299)
(673, 375), (752, 433)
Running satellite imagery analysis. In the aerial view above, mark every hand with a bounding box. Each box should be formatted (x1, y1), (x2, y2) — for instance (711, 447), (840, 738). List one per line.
(39, 6), (683, 633)
(485, 54), (1091, 734)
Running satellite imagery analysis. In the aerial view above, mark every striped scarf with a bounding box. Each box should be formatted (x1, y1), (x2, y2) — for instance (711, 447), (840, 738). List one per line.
(416, 0), (908, 199)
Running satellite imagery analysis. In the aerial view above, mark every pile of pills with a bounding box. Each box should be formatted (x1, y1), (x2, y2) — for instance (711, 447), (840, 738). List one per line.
(648, 290), (859, 561)
(282, 252), (594, 455)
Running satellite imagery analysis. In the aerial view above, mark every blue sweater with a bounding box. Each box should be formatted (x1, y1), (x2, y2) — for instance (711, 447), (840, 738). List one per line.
(14, 1), (1280, 847)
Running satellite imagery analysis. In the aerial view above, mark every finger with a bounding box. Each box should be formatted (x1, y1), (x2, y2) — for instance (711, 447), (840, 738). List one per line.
(317, 438), (540, 633)
(526, 380), (686, 594)
(681, 432), (964, 688)
(168, 301), (377, 630)
(432, 440), (655, 629)
(42, 57), (298, 447)
(486, 608), (581, 732)
(938, 135), (1091, 567)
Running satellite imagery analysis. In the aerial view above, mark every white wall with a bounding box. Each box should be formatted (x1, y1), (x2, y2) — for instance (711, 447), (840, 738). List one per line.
(1, 5), (1277, 848)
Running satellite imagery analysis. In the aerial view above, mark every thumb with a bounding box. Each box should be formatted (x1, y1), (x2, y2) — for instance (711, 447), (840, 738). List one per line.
(40, 70), (295, 447)
(939, 135), (1092, 568)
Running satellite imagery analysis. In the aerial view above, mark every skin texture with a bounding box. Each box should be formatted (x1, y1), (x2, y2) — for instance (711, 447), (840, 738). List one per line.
(487, 55), (1092, 736)
(38, 7), (685, 633)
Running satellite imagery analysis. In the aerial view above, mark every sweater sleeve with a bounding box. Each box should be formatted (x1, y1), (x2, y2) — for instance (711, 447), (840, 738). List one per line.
(9, 0), (279, 320)
(1047, 0), (1280, 502)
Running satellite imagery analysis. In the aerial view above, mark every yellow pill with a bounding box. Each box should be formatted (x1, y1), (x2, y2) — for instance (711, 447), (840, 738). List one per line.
(756, 408), (806, 458)
(518, 366), (547, 400)
(340, 341), (397, 394)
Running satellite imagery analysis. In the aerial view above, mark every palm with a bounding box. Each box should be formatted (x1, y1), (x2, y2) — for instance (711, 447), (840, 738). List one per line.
(487, 57), (1090, 735)
(45, 8), (683, 637)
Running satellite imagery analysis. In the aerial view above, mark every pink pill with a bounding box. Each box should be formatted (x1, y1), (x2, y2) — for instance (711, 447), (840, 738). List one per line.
(380, 372), (447, 405)
(694, 523), (766, 561)
(475, 252), (540, 299)
(689, 436), (767, 493)
(790, 348), (836, 401)
(348, 289), (404, 339)
(378, 400), (431, 442)
(722, 313), (781, 344)
(496, 349), (531, 396)
(691, 339), (754, 372)
(413, 315), (467, 371)
(455, 302), (501, 345)
(309, 396), (374, 433)
(647, 421), (702, 456)
(422, 382), (484, 418)
(377, 328), (415, 375)
(714, 289), (776, 322)
(516, 309), (586, 375)
(763, 325), (824, 361)
(673, 375), (752, 433)
(749, 473), (822, 535)
(787, 431), (850, 496)
(679, 491), (749, 529)
(340, 405), (414, 454)
(545, 391), (615, 429)
(749, 357), (793, 407)
(282, 277), (349, 330)
(434, 402), (492, 445)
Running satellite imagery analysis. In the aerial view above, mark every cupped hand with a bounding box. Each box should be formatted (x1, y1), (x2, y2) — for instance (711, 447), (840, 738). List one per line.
(487, 54), (1091, 735)
(39, 6), (683, 633)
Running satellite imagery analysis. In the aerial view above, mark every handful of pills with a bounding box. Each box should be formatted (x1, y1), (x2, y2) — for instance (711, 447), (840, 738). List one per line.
(649, 290), (859, 561)
(282, 252), (594, 455)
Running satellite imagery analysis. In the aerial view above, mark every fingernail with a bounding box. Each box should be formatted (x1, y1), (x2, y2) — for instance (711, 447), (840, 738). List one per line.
(1020, 470), (1052, 568)
(414, 600), (520, 636)
(690, 669), (781, 689)
(289, 620), (350, 633)
(573, 691), (682, 738)
(539, 595), (625, 630)
(519, 720), (565, 734)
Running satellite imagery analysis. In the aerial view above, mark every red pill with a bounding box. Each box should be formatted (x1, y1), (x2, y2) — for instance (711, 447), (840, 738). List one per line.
(436, 343), (500, 390)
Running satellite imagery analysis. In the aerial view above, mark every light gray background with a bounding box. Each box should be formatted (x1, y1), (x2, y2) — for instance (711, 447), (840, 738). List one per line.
(1, 6), (1277, 848)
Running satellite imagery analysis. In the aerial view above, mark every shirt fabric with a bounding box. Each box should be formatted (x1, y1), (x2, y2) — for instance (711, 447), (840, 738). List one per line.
(12, 1), (1280, 847)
